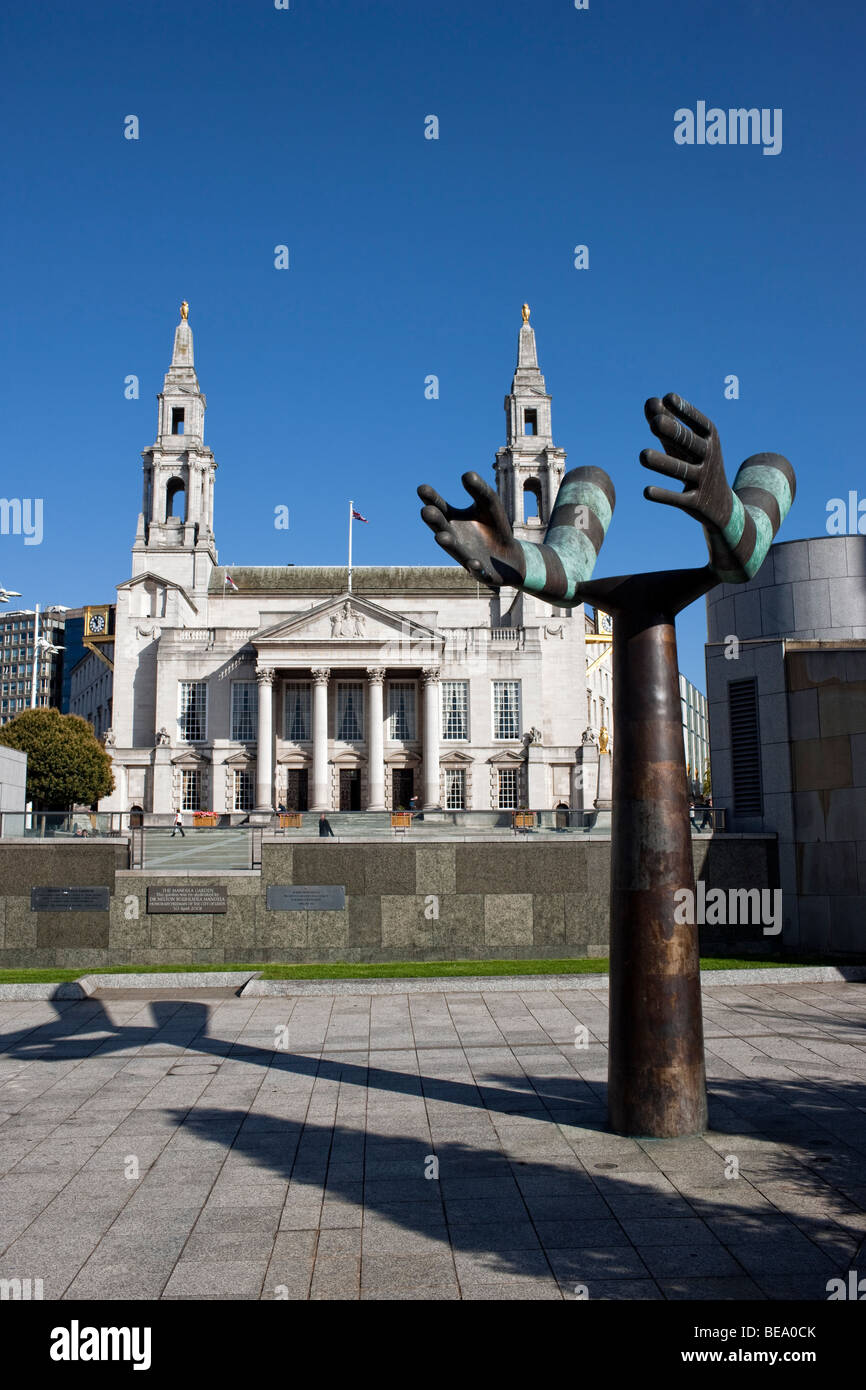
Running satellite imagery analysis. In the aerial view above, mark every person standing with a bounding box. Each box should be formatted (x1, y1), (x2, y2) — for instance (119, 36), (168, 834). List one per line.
(318, 813), (334, 838)
(171, 808), (185, 838)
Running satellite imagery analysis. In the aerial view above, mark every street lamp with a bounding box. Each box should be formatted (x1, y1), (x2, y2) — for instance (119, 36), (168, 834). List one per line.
(29, 604), (65, 709)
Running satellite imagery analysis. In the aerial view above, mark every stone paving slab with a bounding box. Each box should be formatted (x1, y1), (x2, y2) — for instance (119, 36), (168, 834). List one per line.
(0, 981), (864, 1300)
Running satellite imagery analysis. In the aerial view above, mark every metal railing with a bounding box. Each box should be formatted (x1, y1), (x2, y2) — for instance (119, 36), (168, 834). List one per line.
(0, 805), (730, 847)
(0, 810), (128, 838)
(131, 825), (260, 870)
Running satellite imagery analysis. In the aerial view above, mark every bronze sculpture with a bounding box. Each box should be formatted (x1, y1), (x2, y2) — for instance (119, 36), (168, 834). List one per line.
(419, 389), (795, 1136)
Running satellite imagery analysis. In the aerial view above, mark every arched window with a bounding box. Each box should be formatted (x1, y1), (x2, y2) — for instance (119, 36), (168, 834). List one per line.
(166, 478), (186, 522)
(523, 479), (543, 524)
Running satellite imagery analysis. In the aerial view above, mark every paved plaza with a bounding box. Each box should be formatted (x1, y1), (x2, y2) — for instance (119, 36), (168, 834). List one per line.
(0, 979), (864, 1300)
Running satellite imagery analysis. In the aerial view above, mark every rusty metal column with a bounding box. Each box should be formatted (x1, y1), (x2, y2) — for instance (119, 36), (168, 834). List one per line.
(607, 608), (707, 1138)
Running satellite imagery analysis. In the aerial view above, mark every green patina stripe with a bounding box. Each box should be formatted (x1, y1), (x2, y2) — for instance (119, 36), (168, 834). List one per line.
(722, 492), (746, 550)
(734, 464), (793, 521)
(518, 541), (550, 595)
(544, 526), (597, 594)
(552, 480), (613, 535)
(744, 505), (774, 577)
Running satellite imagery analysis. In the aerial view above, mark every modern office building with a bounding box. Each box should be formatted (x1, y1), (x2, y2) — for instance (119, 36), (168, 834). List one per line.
(680, 673), (710, 800)
(0, 607), (66, 725)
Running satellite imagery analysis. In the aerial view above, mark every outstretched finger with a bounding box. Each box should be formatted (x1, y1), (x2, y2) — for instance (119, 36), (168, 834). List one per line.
(643, 484), (698, 513)
(639, 448), (701, 486)
(462, 470), (499, 507)
(418, 483), (453, 516)
(462, 471), (511, 532)
(663, 393), (713, 438)
(648, 411), (708, 461)
(420, 502), (451, 535)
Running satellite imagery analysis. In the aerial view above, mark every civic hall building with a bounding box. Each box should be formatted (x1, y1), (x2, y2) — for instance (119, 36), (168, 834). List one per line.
(103, 307), (613, 820)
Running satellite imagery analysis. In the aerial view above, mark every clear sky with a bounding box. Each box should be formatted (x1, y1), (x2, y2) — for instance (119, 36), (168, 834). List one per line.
(1, 0), (863, 687)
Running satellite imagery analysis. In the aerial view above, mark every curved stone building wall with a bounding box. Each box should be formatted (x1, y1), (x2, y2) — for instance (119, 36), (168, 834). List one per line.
(705, 535), (866, 953)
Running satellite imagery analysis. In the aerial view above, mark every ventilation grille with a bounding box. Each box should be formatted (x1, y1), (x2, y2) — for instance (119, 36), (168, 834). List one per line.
(728, 678), (762, 816)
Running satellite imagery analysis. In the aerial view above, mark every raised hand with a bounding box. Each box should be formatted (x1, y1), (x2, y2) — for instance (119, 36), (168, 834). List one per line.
(418, 466), (615, 606)
(641, 393), (795, 583)
(418, 471), (525, 589)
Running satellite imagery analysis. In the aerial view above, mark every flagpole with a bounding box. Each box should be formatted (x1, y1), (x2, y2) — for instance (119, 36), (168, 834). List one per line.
(348, 499), (353, 593)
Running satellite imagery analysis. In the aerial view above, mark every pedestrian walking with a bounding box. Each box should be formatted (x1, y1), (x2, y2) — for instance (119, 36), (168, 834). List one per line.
(171, 809), (185, 837)
(318, 813), (335, 838)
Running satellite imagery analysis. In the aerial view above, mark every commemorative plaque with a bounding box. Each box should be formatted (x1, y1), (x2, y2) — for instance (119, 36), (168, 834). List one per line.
(267, 886), (346, 911)
(30, 887), (110, 912)
(146, 885), (228, 914)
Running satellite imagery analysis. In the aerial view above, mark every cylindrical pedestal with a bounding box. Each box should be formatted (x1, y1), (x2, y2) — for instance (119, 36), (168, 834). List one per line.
(607, 608), (707, 1138)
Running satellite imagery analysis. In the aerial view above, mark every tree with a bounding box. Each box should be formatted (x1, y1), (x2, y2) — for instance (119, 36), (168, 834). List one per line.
(0, 708), (114, 809)
(702, 759), (712, 799)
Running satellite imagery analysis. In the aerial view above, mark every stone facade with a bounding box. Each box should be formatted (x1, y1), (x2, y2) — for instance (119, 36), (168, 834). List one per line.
(103, 308), (621, 820)
(706, 535), (866, 953)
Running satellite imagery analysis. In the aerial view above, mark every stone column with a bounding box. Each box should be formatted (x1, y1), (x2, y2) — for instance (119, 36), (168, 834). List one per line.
(254, 667), (275, 811)
(311, 668), (331, 810)
(366, 668), (386, 810)
(421, 667), (441, 809)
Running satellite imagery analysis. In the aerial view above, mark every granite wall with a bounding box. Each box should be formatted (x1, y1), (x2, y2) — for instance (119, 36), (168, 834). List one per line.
(0, 837), (777, 968)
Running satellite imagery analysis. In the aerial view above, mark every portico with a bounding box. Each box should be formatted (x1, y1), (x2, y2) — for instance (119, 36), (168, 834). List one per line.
(251, 595), (445, 812)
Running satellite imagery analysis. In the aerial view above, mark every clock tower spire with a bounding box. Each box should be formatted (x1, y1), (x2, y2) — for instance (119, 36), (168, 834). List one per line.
(494, 305), (567, 543)
(132, 303), (218, 590)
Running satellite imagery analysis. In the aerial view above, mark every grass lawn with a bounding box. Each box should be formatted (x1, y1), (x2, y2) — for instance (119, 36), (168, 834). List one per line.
(0, 955), (857, 985)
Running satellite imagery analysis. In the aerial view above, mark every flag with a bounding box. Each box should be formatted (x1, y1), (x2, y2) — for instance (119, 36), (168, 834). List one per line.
(224, 573), (239, 591)
(351, 509), (369, 523)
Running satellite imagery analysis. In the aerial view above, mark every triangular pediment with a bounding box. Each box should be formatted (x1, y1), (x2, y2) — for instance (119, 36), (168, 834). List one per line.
(171, 749), (211, 766)
(254, 593), (444, 651)
(440, 749), (474, 765)
(488, 749), (525, 764)
(117, 571), (199, 614)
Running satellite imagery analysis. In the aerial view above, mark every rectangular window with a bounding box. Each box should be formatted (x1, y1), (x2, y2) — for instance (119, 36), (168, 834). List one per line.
(231, 681), (257, 742)
(445, 768), (466, 810)
(336, 682), (364, 741)
(729, 678), (762, 816)
(524, 409), (537, 435)
(492, 681), (521, 740)
(171, 407), (185, 435)
(179, 681), (207, 741)
(441, 680), (468, 741)
(233, 768), (254, 811)
(388, 681), (416, 740)
(284, 682), (311, 741)
(498, 767), (520, 810)
(181, 769), (201, 810)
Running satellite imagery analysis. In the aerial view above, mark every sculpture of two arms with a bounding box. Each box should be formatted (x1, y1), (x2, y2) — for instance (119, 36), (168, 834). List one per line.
(419, 394), (795, 606)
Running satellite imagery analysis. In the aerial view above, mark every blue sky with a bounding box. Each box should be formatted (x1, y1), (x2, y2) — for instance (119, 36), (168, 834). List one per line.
(1, 0), (863, 686)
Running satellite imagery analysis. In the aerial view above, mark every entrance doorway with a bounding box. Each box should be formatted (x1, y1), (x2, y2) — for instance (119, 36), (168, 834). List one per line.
(284, 769), (309, 812)
(391, 768), (414, 810)
(129, 805), (143, 829)
(339, 768), (362, 811)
